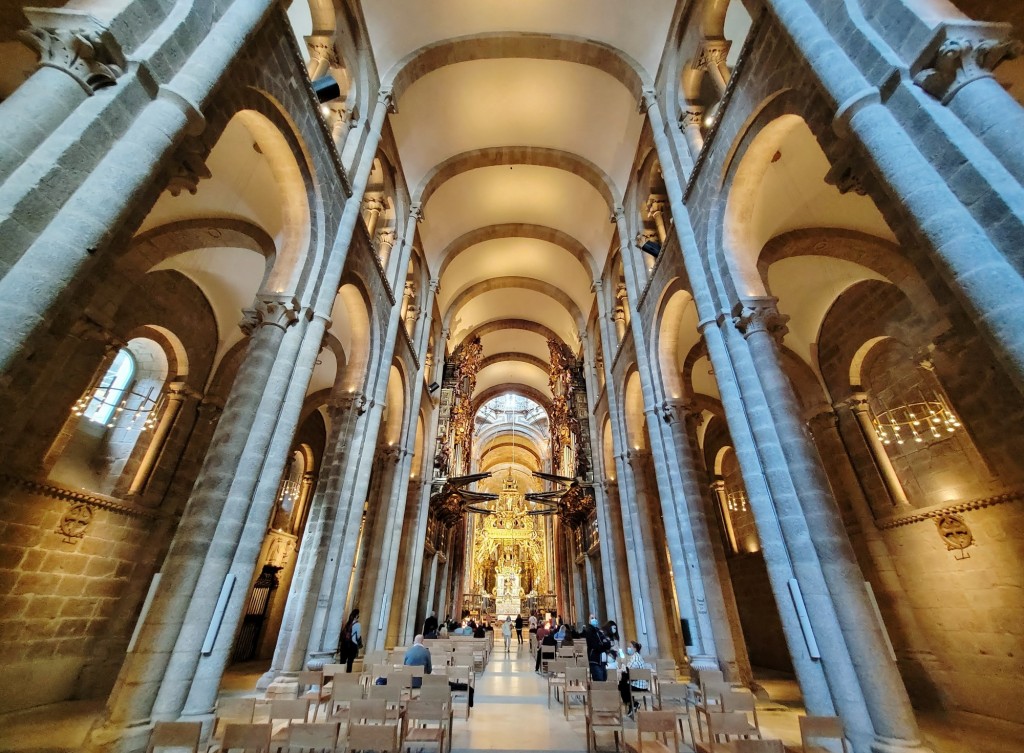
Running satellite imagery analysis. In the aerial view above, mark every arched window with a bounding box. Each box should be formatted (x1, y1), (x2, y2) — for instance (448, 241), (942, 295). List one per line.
(80, 349), (136, 427)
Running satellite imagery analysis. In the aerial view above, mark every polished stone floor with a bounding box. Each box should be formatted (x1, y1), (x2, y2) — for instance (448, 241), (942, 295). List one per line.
(1, 643), (1022, 752)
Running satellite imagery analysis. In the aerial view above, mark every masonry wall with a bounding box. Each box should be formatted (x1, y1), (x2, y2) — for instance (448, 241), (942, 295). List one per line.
(0, 481), (153, 713)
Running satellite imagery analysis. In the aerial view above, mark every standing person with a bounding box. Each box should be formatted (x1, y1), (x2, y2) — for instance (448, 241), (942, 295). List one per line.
(528, 611), (538, 652)
(340, 609), (362, 673)
(514, 613), (524, 645)
(423, 612), (438, 639)
(403, 634), (432, 689)
(501, 616), (512, 653)
(584, 613), (612, 681)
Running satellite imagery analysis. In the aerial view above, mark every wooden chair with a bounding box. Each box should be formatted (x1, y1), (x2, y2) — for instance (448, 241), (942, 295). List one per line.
(146, 721), (202, 753)
(734, 741), (784, 753)
(328, 676), (365, 720)
(285, 722), (339, 753)
(627, 668), (657, 712)
(347, 722), (399, 753)
(628, 710), (681, 753)
(657, 682), (694, 747)
(348, 698), (390, 725)
(655, 661), (678, 682)
(322, 663), (347, 681)
(563, 666), (591, 720)
(693, 710), (758, 753)
(401, 699), (448, 753)
(540, 647), (557, 673)
(546, 660), (567, 708)
(799, 716), (850, 753)
(719, 689), (761, 738)
(448, 665), (473, 720)
(368, 680), (405, 722)
(421, 674), (450, 691)
(586, 689), (624, 753)
(214, 698), (257, 740)
(220, 722), (273, 753)
(298, 671), (330, 722)
(270, 698), (313, 726)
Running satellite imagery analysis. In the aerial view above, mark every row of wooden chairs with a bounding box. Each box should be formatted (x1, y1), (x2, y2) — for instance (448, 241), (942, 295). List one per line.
(148, 700), (450, 753)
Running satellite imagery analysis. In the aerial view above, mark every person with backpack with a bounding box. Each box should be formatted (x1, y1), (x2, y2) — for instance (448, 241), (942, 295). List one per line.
(339, 608), (362, 673)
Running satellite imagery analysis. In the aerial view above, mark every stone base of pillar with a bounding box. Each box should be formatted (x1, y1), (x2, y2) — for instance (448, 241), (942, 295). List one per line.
(265, 677), (299, 701)
(85, 720), (153, 753)
(306, 650), (335, 671)
(687, 654), (720, 674)
(870, 736), (935, 753)
(256, 668), (279, 691)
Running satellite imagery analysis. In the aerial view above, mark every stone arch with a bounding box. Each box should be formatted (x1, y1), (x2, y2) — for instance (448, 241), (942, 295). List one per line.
(653, 279), (699, 401)
(437, 224), (597, 281)
(472, 384), (552, 415)
(622, 369), (648, 452)
(385, 32), (650, 102)
(416, 146), (617, 208)
(443, 277), (584, 332)
(480, 353), (550, 373)
(460, 319), (565, 350)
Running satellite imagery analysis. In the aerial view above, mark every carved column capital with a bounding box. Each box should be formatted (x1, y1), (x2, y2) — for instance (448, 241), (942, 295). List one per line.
(635, 229), (658, 247)
(19, 11), (122, 94)
(304, 33), (339, 68)
(331, 391), (367, 415)
(410, 203), (424, 222)
(695, 38), (731, 71)
(646, 196), (668, 218)
(914, 28), (1022, 104)
(611, 206), (626, 225)
(377, 229), (397, 248)
(805, 407), (839, 434)
(377, 86), (396, 113)
(710, 479), (727, 493)
(363, 195), (385, 214)
(662, 398), (703, 426)
(680, 107), (705, 129)
(239, 296), (300, 335)
(732, 299), (789, 343)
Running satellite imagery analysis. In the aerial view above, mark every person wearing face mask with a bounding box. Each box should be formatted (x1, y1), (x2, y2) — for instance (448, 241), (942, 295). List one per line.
(584, 613), (612, 681)
(617, 640), (650, 715)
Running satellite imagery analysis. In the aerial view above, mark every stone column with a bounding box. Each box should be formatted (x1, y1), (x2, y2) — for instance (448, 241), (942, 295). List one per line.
(330, 107), (355, 152)
(813, 406), (949, 708)
(696, 38), (731, 96)
(87, 296), (299, 751)
(613, 283), (628, 343)
(261, 392), (366, 682)
(400, 280), (415, 326)
(0, 11), (121, 182)
(733, 299), (930, 753)
(126, 381), (196, 497)
(765, 0), (1024, 398)
(621, 449), (667, 656)
(645, 197), (670, 245)
(846, 393), (912, 510)
(680, 107), (705, 158)
(710, 480), (739, 553)
(376, 229), (396, 269)
(663, 399), (751, 683)
(362, 197), (384, 238)
(303, 33), (336, 81)
(914, 28), (1024, 186)
(176, 311), (330, 720)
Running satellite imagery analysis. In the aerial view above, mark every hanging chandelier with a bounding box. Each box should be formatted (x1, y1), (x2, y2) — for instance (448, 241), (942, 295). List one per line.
(72, 382), (163, 431)
(726, 490), (748, 512)
(873, 392), (961, 447)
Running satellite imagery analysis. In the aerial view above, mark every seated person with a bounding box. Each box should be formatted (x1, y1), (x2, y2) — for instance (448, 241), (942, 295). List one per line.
(535, 623), (557, 671)
(403, 634), (432, 688)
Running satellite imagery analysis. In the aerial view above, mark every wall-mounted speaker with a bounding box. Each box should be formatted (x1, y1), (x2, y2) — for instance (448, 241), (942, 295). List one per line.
(427, 382), (440, 394)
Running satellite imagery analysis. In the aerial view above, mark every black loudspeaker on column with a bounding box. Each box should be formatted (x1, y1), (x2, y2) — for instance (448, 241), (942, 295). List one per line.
(680, 618), (694, 647)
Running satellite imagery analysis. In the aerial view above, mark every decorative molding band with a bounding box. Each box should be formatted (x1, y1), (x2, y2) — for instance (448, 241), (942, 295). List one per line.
(875, 490), (1023, 529)
(1, 474), (160, 520)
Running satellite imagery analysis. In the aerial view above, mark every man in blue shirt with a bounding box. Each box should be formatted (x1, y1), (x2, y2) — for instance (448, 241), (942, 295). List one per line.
(403, 634), (432, 688)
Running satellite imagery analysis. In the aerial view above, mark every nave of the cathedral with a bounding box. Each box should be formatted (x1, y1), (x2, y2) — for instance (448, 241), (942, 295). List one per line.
(0, 0), (1023, 752)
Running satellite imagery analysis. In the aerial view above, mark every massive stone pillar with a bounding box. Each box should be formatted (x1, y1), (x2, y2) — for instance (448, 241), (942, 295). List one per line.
(730, 298), (930, 753)
(174, 312), (330, 721)
(662, 399), (752, 684)
(0, 11), (121, 182)
(87, 296), (300, 752)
